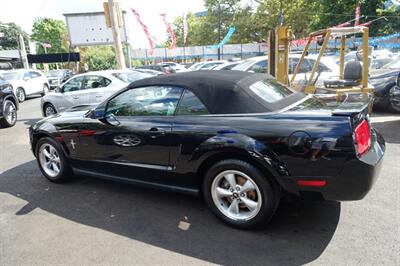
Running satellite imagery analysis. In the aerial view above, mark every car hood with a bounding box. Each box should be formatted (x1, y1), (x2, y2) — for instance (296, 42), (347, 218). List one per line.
(370, 69), (399, 80)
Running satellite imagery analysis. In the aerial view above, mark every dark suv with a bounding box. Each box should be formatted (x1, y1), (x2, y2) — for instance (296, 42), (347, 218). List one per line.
(0, 76), (18, 128)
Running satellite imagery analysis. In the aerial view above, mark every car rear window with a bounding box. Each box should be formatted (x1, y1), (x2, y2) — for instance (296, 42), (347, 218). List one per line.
(249, 79), (294, 103)
(1, 72), (20, 80)
(112, 72), (152, 83)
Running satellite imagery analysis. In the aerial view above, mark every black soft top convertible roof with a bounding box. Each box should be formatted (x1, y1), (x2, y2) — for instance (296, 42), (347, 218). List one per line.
(128, 70), (304, 114)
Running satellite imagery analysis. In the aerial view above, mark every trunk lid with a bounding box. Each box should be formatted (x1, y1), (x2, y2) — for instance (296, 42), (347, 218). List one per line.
(288, 92), (373, 156)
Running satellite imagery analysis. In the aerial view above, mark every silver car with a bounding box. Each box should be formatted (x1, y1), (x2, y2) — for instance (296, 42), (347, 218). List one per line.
(41, 70), (152, 117)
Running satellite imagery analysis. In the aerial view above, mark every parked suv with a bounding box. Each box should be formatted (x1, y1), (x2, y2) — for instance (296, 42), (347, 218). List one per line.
(0, 69), (49, 102)
(47, 69), (73, 90)
(0, 77), (18, 128)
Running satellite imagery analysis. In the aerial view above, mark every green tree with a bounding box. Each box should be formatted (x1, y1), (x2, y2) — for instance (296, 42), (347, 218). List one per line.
(81, 46), (116, 71)
(0, 22), (30, 51)
(31, 18), (68, 54)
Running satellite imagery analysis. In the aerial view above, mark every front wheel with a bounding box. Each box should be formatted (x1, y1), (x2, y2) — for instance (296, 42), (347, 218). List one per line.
(44, 103), (57, 117)
(16, 88), (26, 102)
(203, 159), (280, 229)
(36, 137), (72, 183)
(0, 100), (17, 128)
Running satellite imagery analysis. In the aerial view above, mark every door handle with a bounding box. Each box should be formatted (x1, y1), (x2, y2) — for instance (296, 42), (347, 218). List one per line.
(95, 94), (102, 98)
(72, 96), (79, 99)
(147, 127), (166, 138)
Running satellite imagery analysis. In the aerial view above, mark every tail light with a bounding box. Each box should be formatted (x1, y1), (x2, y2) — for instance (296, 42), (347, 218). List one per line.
(354, 119), (371, 155)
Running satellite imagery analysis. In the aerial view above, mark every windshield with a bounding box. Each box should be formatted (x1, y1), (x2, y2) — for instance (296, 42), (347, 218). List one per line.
(189, 62), (205, 70)
(0, 72), (21, 80)
(232, 59), (259, 71)
(249, 79), (294, 103)
(112, 72), (152, 83)
(381, 58), (400, 70)
(47, 70), (64, 77)
(200, 62), (224, 70)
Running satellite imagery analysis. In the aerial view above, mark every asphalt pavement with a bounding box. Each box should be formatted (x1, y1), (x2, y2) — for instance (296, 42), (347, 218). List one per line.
(0, 96), (399, 265)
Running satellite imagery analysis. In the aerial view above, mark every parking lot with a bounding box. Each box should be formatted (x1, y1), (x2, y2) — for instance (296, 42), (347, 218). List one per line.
(0, 96), (399, 265)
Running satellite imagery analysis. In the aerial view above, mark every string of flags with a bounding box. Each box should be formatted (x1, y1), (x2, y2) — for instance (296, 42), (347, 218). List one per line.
(160, 13), (177, 50)
(131, 8), (155, 55)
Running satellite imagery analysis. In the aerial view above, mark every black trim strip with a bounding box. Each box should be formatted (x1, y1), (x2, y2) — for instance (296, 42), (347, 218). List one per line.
(72, 168), (200, 196)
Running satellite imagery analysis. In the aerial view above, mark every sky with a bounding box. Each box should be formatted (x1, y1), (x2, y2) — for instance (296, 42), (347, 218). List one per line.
(0, 0), (206, 49)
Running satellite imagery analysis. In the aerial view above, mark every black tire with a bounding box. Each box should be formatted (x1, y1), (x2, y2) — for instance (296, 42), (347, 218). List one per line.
(0, 100), (17, 128)
(43, 103), (57, 117)
(16, 87), (26, 102)
(203, 159), (280, 229)
(41, 84), (49, 96)
(35, 137), (72, 183)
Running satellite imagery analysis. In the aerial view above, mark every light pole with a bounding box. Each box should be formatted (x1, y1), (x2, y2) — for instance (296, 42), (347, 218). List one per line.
(217, 3), (221, 60)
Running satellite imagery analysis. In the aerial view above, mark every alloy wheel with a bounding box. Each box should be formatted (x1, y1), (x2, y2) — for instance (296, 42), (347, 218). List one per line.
(211, 170), (262, 221)
(38, 143), (61, 178)
(4, 101), (17, 125)
(17, 89), (25, 102)
(45, 105), (56, 116)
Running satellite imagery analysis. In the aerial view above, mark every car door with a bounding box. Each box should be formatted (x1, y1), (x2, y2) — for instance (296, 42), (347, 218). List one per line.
(74, 85), (184, 183)
(29, 71), (44, 93)
(169, 89), (214, 188)
(58, 76), (85, 112)
(22, 71), (36, 95)
(81, 75), (113, 104)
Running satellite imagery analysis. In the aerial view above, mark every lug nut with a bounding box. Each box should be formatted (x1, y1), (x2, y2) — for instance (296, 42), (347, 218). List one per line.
(240, 193), (245, 197)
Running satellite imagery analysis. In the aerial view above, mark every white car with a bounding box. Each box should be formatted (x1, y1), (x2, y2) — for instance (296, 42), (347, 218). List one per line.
(188, 62), (207, 71)
(212, 61), (241, 70)
(0, 69), (49, 102)
(158, 62), (187, 72)
(188, 60), (228, 71)
(232, 55), (339, 88)
(40, 70), (152, 117)
(198, 60), (227, 70)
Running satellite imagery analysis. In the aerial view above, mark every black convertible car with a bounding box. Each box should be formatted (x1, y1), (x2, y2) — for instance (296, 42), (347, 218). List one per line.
(29, 71), (385, 229)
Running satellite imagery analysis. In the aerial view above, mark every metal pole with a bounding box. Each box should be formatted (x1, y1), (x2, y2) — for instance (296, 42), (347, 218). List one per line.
(217, 3), (221, 60)
(279, 0), (284, 26)
(18, 35), (29, 69)
(122, 10), (132, 68)
(108, 0), (126, 69)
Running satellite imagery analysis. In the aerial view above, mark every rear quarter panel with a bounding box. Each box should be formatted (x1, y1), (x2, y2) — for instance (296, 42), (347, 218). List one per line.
(171, 113), (353, 187)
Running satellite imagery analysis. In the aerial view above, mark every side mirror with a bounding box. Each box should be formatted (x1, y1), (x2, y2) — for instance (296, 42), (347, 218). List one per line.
(87, 107), (106, 119)
(24, 77), (30, 81)
(55, 86), (63, 93)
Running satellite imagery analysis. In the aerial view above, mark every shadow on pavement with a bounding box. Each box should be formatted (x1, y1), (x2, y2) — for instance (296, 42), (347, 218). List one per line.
(372, 120), (400, 144)
(0, 161), (341, 265)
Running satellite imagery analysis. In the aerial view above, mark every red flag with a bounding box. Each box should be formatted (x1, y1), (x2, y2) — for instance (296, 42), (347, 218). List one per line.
(131, 8), (155, 55)
(160, 13), (176, 49)
(334, 21), (350, 28)
(355, 5), (360, 26)
(358, 21), (372, 27)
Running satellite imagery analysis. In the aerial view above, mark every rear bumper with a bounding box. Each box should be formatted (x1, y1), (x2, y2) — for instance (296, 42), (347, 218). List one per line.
(281, 129), (385, 201)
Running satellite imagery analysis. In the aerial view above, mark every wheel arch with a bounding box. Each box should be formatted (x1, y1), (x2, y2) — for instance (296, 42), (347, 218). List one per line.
(196, 150), (282, 195)
(42, 102), (57, 116)
(31, 132), (54, 155)
(3, 95), (18, 110)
